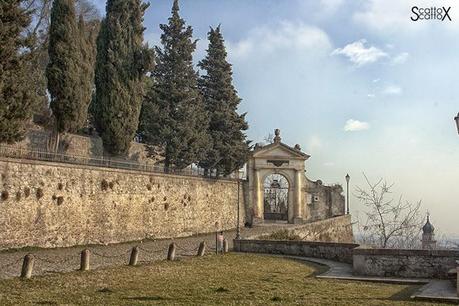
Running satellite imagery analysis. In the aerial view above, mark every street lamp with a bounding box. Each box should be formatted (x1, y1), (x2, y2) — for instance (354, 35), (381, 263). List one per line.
(345, 174), (350, 215)
(455, 112), (459, 135)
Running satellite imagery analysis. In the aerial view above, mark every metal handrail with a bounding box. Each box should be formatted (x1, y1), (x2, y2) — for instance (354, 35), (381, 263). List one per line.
(0, 145), (241, 180)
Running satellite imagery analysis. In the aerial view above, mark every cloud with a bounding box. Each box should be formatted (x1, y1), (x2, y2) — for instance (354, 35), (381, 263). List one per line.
(319, 0), (344, 14)
(308, 135), (323, 151)
(353, 0), (459, 33)
(228, 22), (332, 60)
(344, 119), (370, 131)
(391, 52), (409, 65)
(382, 85), (403, 95)
(331, 39), (388, 66)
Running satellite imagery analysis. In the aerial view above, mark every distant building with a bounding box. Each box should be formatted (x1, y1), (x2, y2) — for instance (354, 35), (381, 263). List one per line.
(421, 214), (436, 250)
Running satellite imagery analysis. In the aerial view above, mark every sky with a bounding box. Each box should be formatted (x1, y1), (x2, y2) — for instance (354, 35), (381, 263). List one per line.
(91, 0), (459, 236)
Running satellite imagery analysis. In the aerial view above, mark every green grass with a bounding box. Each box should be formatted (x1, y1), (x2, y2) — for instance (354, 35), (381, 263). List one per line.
(0, 254), (447, 305)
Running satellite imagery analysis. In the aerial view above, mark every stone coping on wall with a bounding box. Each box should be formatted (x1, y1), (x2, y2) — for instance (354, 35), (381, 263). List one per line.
(233, 238), (359, 263)
(353, 246), (459, 257)
(0, 156), (239, 183)
(237, 239), (359, 249)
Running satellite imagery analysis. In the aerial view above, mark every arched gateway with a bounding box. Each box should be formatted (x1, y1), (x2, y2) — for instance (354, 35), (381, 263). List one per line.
(247, 129), (310, 224)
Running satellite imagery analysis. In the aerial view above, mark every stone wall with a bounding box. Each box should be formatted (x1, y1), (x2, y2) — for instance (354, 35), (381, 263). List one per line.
(252, 215), (354, 243)
(304, 179), (345, 222)
(0, 157), (244, 250)
(353, 247), (459, 279)
(290, 215), (353, 243)
(234, 239), (358, 263)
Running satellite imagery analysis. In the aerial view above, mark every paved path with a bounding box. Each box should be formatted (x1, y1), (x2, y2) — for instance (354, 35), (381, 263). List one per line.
(0, 224), (291, 280)
(269, 255), (458, 302)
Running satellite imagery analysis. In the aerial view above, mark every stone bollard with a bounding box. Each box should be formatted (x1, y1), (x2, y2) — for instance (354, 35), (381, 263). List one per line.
(167, 243), (176, 261)
(223, 239), (229, 253)
(20, 254), (34, 279)
(197, 241), (206, 257)
(129, 246), (139, 266)
(80, 249), (90, 271)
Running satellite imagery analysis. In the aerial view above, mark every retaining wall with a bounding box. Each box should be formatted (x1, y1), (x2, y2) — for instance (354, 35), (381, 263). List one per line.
(233, 239), (359, 263)
(0, 157), (244, 250)
(353, 247), (459, 279)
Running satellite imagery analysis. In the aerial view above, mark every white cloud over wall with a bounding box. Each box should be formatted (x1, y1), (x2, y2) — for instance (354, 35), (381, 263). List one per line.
(382, 85), (403, 95)
(331, 39), (388, 66)
(353, 0), (459, 33)
(344, 119), (370, 131)
(228, 22), (332, 60)
(391, 52), (409, 65)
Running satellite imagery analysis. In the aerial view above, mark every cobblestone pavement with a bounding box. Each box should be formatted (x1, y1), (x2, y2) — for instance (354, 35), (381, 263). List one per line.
(0, 224), (293, 280)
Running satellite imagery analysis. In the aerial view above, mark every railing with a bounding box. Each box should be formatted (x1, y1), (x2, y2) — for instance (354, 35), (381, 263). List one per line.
(0, 145), (242, 180)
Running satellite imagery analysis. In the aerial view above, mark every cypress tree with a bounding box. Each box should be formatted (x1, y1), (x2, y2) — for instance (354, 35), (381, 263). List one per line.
(198, 26), (249, 175)
(78, 15), (99, 130)
(94, 0), (153, 156)
(0, 1), (34, 143)
(46, 0), (83, 133)
(140, 0), (209, 170)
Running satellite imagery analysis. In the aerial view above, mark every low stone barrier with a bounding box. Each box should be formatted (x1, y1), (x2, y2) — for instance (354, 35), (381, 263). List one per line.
(353, 247), (459, 279)
(233, 239), (359, 263)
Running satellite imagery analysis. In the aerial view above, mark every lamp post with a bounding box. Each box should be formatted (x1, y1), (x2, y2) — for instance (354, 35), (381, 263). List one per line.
(345, 174), (350, 215)
(455, 112), (459, 135)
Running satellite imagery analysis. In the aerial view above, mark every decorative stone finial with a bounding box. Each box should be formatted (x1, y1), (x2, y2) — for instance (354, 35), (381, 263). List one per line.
(294, 144), (301, 151)
(273, 129), (281, 143)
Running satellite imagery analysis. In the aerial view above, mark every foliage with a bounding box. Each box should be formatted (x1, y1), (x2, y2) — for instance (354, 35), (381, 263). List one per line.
(78, 15), (99, 132)
(198, 26), (249, 175)
(259, 229), (302, 241)
(46, 0), (85, 132)
(93, 0), (154, 156)
(23, 0), (100, 123)
(139, 0), (209, 169)
(355, 174), (423, 249)
(0, 0), (34, 143)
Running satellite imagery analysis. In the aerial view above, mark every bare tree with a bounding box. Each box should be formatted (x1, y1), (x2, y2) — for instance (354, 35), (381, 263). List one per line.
(263, 133), (274, 144)
(355, 174), (423, 249)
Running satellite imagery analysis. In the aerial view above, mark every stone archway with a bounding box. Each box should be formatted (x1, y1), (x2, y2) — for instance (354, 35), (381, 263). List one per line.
(247, 129), (310, 224)
(263, 174), (289, 221)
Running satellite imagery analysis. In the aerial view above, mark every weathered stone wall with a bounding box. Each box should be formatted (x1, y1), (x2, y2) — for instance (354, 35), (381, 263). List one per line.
(234, 239), (358, 263)
(353, 247), (459, 279)
(304, 179), (345, 222)
(252, 215), (354, 243)
(290, 215), (353, 243)
(0, 157), (244, 250)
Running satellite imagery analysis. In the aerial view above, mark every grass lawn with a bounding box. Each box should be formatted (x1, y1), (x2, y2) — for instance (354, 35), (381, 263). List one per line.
(0, 253), (447, 305)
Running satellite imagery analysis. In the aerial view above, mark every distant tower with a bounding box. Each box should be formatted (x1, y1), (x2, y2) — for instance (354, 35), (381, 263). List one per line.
(421, 214), (436, 250)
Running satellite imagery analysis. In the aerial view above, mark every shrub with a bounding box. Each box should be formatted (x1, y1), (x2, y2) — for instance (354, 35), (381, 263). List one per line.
(57, 196), (64, 206)
(57, 183), (64, 190)
(260, 229), (302, 241)
(108, 181), (114, 189)
(15, 191), (21, 201)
